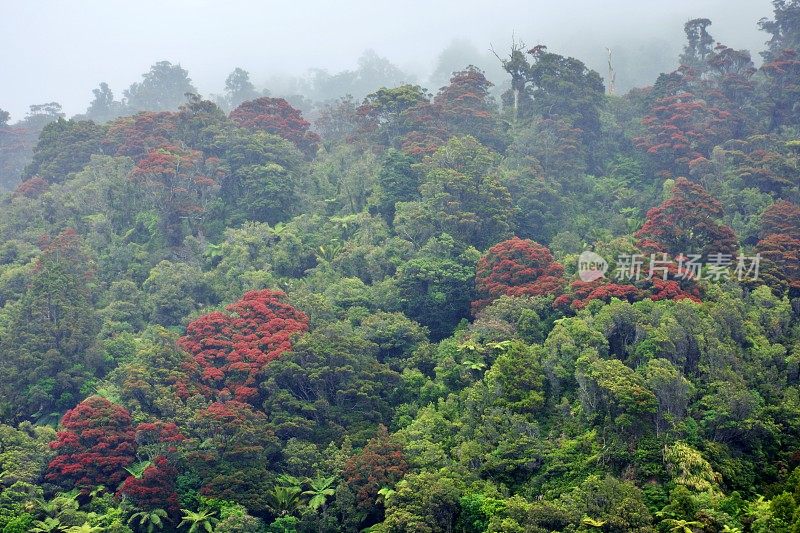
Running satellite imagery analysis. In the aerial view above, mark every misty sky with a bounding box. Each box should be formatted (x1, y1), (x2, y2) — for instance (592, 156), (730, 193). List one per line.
(0, 0), (775, 122)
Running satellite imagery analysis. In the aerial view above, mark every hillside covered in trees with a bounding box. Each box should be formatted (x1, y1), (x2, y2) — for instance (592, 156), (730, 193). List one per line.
(0, 2), (799, 532)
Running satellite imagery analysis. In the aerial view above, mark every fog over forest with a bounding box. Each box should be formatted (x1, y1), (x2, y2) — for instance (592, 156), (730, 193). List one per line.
(1, 0), (773, 121)
(2, 1), (800, 532)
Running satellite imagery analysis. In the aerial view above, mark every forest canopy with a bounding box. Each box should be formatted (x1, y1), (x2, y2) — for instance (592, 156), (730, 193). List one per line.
(0, 2), (799, 533)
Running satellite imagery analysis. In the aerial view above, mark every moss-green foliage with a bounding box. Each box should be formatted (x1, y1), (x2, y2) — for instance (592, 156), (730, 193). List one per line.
(2, 9), (800, 531)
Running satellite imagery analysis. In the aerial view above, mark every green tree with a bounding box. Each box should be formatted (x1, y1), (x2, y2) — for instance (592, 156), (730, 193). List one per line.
(302, 476), (337, 511)
(382, 470), (463, 533)
(222, 68), (259, 110)
(0, 230), (100, 422)
(212, 129), (304, 226)
(413, 136), (513, 248)
(84, 82), (125, 123)
(184, 401), (279, 512)
(680, 19), (715, 70)
(128, 509), (168, 533)
(358, 85), (430, 146)
(526, 45), (605, 142)
(142, 261), (215, 327)
(261, 322), (400, 444)
(395, 234), (479, 340)
(662, 518), (704, 533)
(23, 119), (107, 183)
(558, 475), (653, 532)
(178, 509), (219, 533)
(29, 517), (64, 533)
(125, 61), (196, 112)
(266, 486), (302, 518)
(372, 149), (420, 222)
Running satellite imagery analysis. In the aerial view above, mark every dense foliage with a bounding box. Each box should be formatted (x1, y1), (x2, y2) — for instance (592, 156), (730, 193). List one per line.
(0, 3), (800, 532)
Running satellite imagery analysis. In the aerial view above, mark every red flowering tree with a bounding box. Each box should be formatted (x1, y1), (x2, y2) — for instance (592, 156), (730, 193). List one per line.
(553, 280), (640, 312)
(760, 199), (800, 239)
(397, 101), (449, 157)
(473, 237), (565, 312)
(636, 91), (734, 178)
(758, 234), (800, 295)
(134, 420), (185, 460)
(398, 128), (448, 158)
(433, 66), (507, 151)
(552, 274), (701, 314)
(718, 136), (797, 196)
(118, 456), (179, 513)
(757, 200), (800, 295)
(343, 425), (408, 513)
(104, 111), (179, 161)
(641, 275), (702, 303)
(130, 144), (221, 245)
(46, 396), (136, 490)
(391, 68), (508, 157)
(706, 45), (757, 110)
(13, 176), (49, 198)
(760, 49), (800, 130)
(186, 400), (279, 511)
(635, 177), (737, 258)
(178, 289), (309, 403)
(118, 421), (184, 512)
(229, 97), (320, 158)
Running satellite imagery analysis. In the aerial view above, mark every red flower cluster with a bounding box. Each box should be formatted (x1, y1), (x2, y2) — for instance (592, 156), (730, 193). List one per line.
(134, 420), (185, 455)
(554, 280), (640, 311)
(105, 111), (178, 161)
(553, 274), (701, 313)
(646, 277), (702, 302)
(343, 425), (408, 512)
(757, 200), (800, 295)
(473, 237), (565, 312)
(13, 176), (49, 198)
(179, 289), (309, 403)
(118, 422), (184, 512)
(118, 456), (180, 513)
(636, 91), (734, 177)
(47, 396), (185, 506)
(635, 177), (737, 258)
(46, 396), (137, 490)
(130, 144), (221, 245)
(230, 97), (320, 158)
